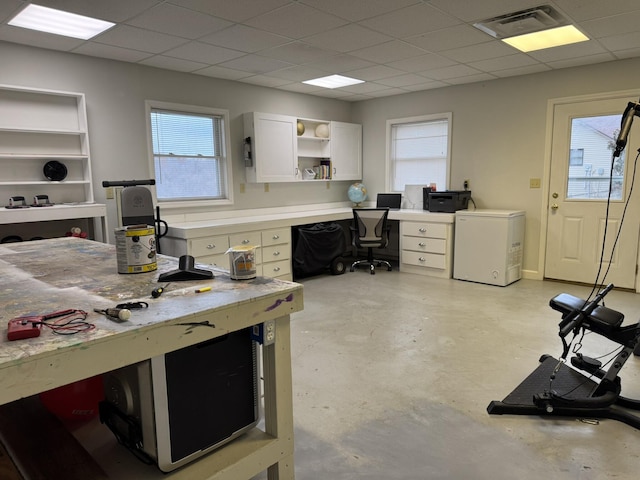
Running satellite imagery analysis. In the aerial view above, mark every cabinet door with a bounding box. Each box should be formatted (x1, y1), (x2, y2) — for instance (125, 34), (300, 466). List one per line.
(331, 121), (362, 181)
(247, 112), (297, 183)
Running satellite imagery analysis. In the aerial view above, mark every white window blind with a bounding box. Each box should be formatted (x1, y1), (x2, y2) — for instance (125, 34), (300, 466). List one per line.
(389, 115), (450, 192)
(150, 108), (227, 201)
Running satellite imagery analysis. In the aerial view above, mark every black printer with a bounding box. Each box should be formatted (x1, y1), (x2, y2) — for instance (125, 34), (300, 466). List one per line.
(423, 189), (471, 213)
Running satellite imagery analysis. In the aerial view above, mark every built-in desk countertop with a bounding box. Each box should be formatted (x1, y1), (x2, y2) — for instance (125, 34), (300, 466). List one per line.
(165, 207), (453, 239)
(0, 237), (302, 479)
(163, 207), (455, 280)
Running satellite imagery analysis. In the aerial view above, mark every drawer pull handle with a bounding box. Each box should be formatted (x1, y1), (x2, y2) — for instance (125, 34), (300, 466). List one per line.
(273, 266), (281, 272)
(242, 239), (250, 244)
(207, 244), (215, 249)
(272, 234), (280, 240)
(419, 228), (427, 233)
(419, 257), (426, 262)
(418, 242), (426, 247)
(273, 251), (280, 256)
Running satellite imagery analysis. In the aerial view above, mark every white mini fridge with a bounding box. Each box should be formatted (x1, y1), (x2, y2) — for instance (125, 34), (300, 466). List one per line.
(453, 209), (525, 286)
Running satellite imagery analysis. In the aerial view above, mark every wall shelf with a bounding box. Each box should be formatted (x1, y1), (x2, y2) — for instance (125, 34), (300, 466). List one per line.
(0, 84), (106, 241)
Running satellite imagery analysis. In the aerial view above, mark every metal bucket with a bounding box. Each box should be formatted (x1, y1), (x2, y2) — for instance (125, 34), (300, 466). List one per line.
(115, 224), (157, 274)
(227, 245), (257, 280)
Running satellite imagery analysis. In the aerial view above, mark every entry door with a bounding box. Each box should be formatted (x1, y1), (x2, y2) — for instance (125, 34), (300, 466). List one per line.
(545, 96), (640, 289)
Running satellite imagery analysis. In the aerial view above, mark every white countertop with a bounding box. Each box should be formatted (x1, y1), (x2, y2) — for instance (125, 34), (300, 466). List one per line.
(166, 207), (455, 239)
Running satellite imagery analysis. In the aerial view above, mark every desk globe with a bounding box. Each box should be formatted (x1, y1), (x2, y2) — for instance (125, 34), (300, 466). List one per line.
(348, 182), (367, 206)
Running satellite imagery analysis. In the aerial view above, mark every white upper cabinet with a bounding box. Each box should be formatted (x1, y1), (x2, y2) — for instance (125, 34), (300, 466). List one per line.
(331, 121), (362, 181)
(244, 112), (297, 183)
(244, 112), (362, 183)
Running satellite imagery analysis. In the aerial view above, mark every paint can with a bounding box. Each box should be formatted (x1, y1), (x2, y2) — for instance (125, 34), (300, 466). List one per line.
(115, 224), (157, 274)
(227, 245), (258, 280)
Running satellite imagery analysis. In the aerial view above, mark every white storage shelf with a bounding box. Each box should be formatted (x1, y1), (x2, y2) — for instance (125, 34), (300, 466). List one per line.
(0, 84), (105, 240)
(297, 119), (331, 179)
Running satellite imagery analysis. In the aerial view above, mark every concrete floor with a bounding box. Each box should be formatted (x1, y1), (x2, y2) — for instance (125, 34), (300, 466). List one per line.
(255, 268), (640, 480)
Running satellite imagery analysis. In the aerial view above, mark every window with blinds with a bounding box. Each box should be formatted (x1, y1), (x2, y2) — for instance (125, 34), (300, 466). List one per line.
(388, 113), (451, 192)
(149, 106), (229, 202)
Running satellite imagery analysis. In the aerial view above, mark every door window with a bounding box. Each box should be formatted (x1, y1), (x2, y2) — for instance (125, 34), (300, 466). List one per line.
(567, 115), (625, 200)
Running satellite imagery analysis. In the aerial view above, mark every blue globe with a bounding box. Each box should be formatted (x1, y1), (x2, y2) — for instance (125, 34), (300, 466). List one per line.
(348, 183), (367, 206)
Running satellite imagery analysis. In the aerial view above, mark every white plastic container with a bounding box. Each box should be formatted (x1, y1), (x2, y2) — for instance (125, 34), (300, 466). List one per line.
(227, 245), (258, 280)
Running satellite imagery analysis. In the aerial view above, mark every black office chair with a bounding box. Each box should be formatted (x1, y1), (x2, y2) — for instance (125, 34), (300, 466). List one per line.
(350, 208), (392, 274)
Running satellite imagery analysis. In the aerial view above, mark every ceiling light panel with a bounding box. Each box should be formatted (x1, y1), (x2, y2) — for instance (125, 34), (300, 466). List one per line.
(503, 25), (589, 52)
(8, 4), (115, 40)
(303, 74), (364, 89)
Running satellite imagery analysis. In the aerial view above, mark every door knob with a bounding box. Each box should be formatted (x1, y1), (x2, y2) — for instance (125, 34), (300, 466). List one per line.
(551, 203), (559, 210)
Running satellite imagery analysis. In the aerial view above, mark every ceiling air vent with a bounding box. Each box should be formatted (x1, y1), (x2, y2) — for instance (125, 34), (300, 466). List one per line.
(473, 4), (568, 39)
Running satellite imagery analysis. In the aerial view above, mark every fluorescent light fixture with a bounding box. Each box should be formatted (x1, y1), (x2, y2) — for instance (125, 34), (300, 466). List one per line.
(502, 25), (588, 52)
(303, 74), (364, 89)
(8, 4), (115, 40)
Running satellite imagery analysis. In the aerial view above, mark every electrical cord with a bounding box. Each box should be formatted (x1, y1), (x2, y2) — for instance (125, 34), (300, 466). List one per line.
(38, 309), (94, 335)
(549, 147), (639, 395)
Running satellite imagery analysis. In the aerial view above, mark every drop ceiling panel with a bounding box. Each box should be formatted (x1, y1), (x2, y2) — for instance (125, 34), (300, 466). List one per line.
(581, 11), (640, 39)
(358, 3), (462, 39)
(244, 3), (347, 39)
(349, 40), (427, 64)
(302, 24), (393, 53)
(199, 25), (289, 53)
(406, 25), (493, 52)
(94, 25), (187, 53)
(2, 0), (640, 101)
(74, 42), (153, 62)
(125, 3), (232, 39)
(299, 0), (418, 22)
(218, 54), (293, 75)
(170, 0), (291, 23)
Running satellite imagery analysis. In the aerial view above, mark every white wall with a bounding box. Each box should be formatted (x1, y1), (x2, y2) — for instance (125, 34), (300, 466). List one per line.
(0, 41), (353, 236)
(352, 57), (640, 277)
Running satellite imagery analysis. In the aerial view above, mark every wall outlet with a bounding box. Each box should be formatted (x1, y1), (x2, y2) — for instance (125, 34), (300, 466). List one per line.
(463, 179), (469, 190)
(251, 320), (276, 345)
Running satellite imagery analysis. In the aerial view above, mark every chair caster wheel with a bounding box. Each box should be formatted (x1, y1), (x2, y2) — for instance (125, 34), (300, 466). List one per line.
(370, 265), (375, 275)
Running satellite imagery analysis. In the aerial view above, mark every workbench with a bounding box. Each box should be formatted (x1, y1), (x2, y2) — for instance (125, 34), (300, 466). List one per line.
(0, 237), (303, 479)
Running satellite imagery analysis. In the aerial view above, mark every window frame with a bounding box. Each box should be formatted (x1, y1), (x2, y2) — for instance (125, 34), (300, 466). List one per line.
(145, 100), (234, 209)
(385, 112), (452, 193)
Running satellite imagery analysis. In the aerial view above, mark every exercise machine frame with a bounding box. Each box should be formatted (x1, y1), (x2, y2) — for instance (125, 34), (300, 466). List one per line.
(488, 284), (640, 429)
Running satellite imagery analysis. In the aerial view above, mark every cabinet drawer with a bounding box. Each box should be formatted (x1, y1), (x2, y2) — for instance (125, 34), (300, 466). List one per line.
(402, 221), (446, 239)
(400, 236), (446, 254)
(190, 235), (229, 257)
(197, 253), (228, 269)
(262, 259), (291, 278)
(263, 244), (290, 262)
(262, 227), (291, 247)
(401, 250), (446, 269)
(229, 231), (261, 247)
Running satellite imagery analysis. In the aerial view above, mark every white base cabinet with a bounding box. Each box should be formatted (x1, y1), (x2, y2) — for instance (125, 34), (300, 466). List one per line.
(165, 226), (293, 281)
(399, 218), (454, 278)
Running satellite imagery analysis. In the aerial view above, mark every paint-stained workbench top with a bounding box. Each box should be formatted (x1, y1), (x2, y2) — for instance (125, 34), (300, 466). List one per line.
(0, 237), (303, 405)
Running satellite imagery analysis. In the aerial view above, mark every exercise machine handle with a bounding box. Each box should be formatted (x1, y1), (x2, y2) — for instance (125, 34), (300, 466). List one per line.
(559, 283), (614, 338)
